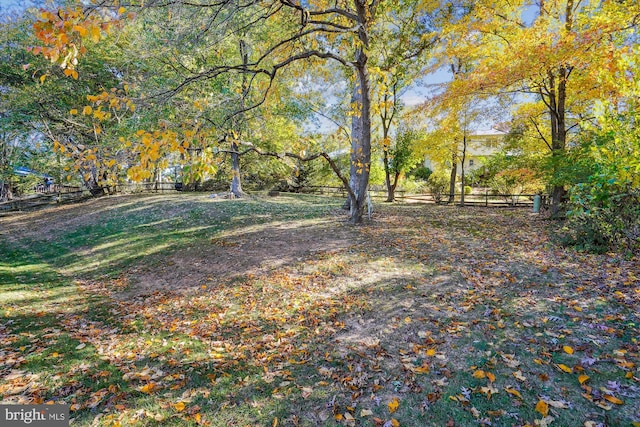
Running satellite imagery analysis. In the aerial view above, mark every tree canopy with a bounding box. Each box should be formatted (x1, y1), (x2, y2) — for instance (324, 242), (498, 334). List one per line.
(0, 0), (638, 234)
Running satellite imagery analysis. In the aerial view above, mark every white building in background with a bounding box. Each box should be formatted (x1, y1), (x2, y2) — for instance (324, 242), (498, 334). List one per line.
(423, 129), (506, 176)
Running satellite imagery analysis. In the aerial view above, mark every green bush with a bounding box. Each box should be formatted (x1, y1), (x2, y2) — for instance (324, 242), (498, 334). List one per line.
(464, 185), (472, 195)
(489, 168), (545, 204)
(566, 186), (640, 254)
(411, 166), (432, 181)
(400, 178), (427, 193)
(564, 104), (640, 255)
(426, 172), (449, 203)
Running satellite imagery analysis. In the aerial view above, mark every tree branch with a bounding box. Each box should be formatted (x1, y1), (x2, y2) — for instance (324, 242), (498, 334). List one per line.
(220, 142), (356, 200)
(307, 7), (358, 22)
(529, 117), (552, 151)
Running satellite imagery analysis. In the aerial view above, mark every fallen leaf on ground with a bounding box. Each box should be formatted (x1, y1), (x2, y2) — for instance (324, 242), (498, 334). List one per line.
(557, 364), (572, 373)
(388, 398), (399, 413)
(536, 400), (549, 416)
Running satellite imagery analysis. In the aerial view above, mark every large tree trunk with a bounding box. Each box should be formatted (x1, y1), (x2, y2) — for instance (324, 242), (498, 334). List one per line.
(380, 87), (397, 203)
(84, 165), (104, 196)
(386, 172), (400, 203)
(229, 39), (249, 199)
(0, 181), (12, 202)
(230, 140), (243, 198)
(542, 3), (572, 218)
(383, 146), (394, 202)
(460, 133), (467, 207)
(448, 153), (457, 204)
(548, 66), (568, 217)
(348, 52), (372, 224)
(344, 81), (363, 210)
(383, 135), (396, 202)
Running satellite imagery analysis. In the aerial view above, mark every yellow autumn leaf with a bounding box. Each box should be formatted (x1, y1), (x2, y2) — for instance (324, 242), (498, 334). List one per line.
(603, 395), (623, 405)
(173, 402), (186, 412)
(63, 68), (77, 79)
(557, 364), (573, 373)
(391, 419), (400, 427)
(73, 25), (87, 37)
(414, 365), (430, 374)
(388, 397), (399, 413)
(118, 6), (126, 14)
(578, 374), (589, 384)
(139, 383), (156, 394)
(505, 387), (522, 399)
(272, 417), (278, 427)
(480, 385), (498, 397)
(563, 346), (574, 354)
(82, 106), (93, 115)
(486, 372), (496, 383)
(40, 74), (47, 84)
(472, 370), (486, 379)
(535, 400), (549, 416)
(513, 370), (526, 381)
(426, 348), (436, 357)
(70, 109), (78, 115)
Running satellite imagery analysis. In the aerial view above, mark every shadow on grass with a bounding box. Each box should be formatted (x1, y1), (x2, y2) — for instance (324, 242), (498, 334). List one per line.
(7, 194), (345, 283)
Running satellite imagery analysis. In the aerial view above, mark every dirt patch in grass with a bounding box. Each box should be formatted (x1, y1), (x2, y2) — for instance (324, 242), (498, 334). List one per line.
(126, 216), (362, 295)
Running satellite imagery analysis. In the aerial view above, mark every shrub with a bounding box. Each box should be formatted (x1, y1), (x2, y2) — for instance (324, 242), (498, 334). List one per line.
(564, 106), (640, 255)
(566, 186), (640, 254)
(426, 172), (449, 203)
(411, 166), (432, 181)
(400, 178), (427, 193)
(490, 168), (544, 204)
(464, 185), (472, 195)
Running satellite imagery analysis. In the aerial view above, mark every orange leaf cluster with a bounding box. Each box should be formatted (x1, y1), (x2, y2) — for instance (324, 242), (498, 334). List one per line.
(31, 7), (120, 71)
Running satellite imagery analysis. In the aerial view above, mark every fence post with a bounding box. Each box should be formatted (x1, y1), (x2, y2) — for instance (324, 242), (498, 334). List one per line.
(485, 190), (488, 207)
(533, 194), (541, 213)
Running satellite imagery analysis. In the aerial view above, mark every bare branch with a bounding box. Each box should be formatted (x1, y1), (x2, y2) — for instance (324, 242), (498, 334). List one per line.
(529, 117), (552, 151)
(307, 7), (358, 22)
(220, 142), (356, 200)
(305, 105), (351, 141)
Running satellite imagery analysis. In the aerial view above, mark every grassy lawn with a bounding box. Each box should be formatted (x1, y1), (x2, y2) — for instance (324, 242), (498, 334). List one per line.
(1, 193), (638, 426)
